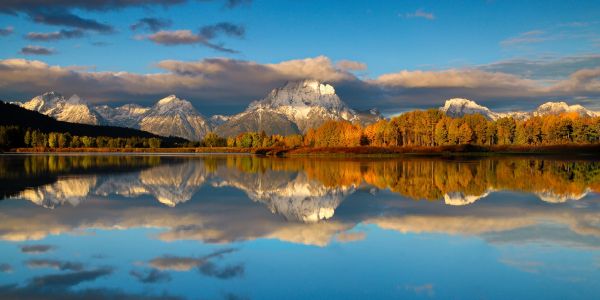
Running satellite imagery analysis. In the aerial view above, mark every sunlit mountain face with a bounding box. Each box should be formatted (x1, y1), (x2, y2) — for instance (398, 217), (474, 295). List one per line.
(0, 155), (599, 299)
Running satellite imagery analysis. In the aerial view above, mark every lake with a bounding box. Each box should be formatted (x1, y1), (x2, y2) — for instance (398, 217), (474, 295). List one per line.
(0, 154), (599, 299)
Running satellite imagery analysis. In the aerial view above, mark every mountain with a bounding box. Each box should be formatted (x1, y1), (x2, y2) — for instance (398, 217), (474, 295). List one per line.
(20, 93), (210, 141)
(0, 101), (183, 142)
(21, 92), (105, 125)
(137, 95), (211, 141)
(216, 80), (380, 137)
(440, 98), (599, 120)
(94, 103), (149, 128)
(440, 98), (500, 120)
(533, 102), (599, 117)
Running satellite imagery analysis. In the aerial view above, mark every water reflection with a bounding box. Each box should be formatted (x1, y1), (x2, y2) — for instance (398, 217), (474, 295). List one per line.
(0, 155), (599, 299)
(4, 155), (599, 211)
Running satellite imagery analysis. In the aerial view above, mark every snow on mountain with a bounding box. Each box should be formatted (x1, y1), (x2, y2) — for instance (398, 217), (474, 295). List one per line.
(533, 102), (599, 117)
(211, 167), (354, 223)
(440, 98), (599, 120)
(21, 92), (212, 141)
(139, 95), (211, 141)
(216, 80), (370, 137)
(95, 103), (149, 128)
(440, 98), (502, 120)
(21, 92), (106, 125)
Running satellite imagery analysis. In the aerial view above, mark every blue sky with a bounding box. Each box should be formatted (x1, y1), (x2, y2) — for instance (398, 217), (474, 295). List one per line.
(0, 0), (599, 115)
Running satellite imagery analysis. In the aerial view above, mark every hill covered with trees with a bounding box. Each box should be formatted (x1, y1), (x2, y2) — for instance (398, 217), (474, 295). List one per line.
(0, 101), (187, 149)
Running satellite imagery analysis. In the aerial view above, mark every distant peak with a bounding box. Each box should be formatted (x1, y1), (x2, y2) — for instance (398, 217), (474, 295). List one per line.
(442, 98), (484, 109)
(284, 80), (336, 96)
(40, 91), (63, 98)
(157, 95), (180, 104)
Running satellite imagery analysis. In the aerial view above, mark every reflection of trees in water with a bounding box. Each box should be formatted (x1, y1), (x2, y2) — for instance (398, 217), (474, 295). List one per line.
(289, 157), (600, 203)
(208, 156), (600, 204)
(3, 155), (600, 209)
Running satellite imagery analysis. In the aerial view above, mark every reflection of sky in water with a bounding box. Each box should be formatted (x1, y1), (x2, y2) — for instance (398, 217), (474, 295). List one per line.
(0, 155), (599, 299)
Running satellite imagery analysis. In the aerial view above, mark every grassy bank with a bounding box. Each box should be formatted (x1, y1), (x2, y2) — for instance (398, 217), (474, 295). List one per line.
(11, 147), (252, 153)
(6, 144), (600, 157)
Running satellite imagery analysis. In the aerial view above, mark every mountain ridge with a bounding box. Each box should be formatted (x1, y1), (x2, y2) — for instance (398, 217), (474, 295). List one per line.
(14, 81), (599, 141)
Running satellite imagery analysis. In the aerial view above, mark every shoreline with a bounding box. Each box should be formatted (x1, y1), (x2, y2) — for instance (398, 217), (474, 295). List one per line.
(4, 144), (600, 157)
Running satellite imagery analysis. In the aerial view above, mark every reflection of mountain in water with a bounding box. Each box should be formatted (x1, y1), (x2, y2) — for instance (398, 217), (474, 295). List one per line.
(213, 171), (354, 223)
(95, 161), (208, 207)
(19, 177), (98, 209)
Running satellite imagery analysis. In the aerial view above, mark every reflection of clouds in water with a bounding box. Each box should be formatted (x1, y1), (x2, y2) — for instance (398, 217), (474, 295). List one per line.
(20, 244), (55, 254)
(148, 248), (244, 280)
(403, 283), (435, 297)
(499, 258), (544, 273)
(29, 267), (113, 287)
(27, 259), (84, 272)
(129, 269), (171, 284)
(335, 231), (366, 243)
(0, 263), (12, 273)
(0, 284), (183, 300)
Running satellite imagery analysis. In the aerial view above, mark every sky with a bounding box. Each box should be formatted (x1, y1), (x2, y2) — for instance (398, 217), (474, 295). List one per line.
(0, 0), (599, 116)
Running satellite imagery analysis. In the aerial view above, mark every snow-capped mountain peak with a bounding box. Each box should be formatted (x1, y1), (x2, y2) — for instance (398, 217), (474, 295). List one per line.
(250, 80), (348, 112)
(440, 98), (497, 120)
(533, 101), (598, 117)
(139, 95), (210, 140)
(21, 92), (105, 125)
(439, 98), (599, 120)
(215, 79), (362, 136)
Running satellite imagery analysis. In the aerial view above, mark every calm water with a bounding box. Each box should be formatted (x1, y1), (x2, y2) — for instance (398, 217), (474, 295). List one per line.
(0, 154), (599, 300)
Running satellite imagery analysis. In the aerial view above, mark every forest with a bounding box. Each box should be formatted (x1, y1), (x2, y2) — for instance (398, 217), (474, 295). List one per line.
(212, 109), (600, 149)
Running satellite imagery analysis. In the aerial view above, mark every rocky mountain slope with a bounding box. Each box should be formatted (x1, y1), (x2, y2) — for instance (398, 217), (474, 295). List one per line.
(216, 80), (381, 137)
(20, 93), (211, 141)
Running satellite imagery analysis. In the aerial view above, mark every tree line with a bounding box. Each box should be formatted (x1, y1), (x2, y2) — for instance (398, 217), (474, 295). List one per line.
(0, 126), (162, 149)
(3, 109), (599, 150)
(198, 110), (600, 148)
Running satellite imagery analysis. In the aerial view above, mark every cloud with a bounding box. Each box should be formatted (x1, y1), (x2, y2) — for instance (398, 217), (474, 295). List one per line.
(26, 29), (85, 41)
(139, 30), (238, 53)
(200, 22), (245, 39)
(0, 263), (12, 273)
(141, 29), (202, 45)
(480, 54), (600, 80)
(335, 60), (367, 71)
(28, 10), (113, 33)
(0, 26), (13, 36)
(19, 45), (55, 55)
(0, 1), (184, 13)
(26, 259), (84, 271)
(403, 9), (435, 20)
(139, 23), (244, 53)
(373, 68), (538, 92)
(20, 244), (55, 254)
(129, 269), (171, 283)
(501, 30), (548, 47)
(130, 17), (172, 32)
(1, 55), (600, 115)
(29, 268), (113, 287)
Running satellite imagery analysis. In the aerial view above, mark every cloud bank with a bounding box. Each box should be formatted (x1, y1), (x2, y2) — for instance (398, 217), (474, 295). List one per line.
(1, 55), (599, 115)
